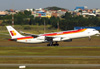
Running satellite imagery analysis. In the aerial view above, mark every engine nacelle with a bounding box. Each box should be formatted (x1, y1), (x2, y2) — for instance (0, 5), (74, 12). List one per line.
(53, 37), (72, 42)
(64, 39), (72, 42)
(53, 37), (61, 41)
(61, 37), (70, 41)
(37, 36), (45, 40)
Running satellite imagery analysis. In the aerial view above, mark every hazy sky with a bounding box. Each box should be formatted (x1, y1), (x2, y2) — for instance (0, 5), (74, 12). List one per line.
(0, 0), (100, 11)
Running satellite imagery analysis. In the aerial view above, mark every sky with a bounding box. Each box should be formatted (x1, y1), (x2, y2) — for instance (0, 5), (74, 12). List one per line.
(0, 0), (100, 11)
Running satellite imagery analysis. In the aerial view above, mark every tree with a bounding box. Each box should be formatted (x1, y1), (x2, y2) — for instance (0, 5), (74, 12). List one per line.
(50, 16), (60, 28)
(64, 12), (72, 19)
(24, 10), (31, 16)
(45, 6), (66, 10)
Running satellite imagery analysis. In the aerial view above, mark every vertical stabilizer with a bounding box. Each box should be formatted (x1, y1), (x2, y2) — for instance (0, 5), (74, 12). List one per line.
(6, 26), (24, 39)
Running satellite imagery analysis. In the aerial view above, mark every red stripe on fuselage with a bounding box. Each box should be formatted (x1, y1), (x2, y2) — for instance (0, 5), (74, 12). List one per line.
(17, 36), (34, 40)
(42, 29), (86, 36)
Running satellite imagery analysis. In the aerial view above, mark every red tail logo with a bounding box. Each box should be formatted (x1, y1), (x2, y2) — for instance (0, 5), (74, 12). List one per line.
(10, 31), (16, 36)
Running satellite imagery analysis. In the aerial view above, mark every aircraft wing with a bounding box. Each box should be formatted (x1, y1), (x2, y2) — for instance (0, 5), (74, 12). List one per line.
(20, 31), (39, 37)
(39, 31), (72, 42)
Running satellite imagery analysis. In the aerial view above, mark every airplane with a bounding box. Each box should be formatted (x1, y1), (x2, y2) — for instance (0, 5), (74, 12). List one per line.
(6, 26), (100, 46)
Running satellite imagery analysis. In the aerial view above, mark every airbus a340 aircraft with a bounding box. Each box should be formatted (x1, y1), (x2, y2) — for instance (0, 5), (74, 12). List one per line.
(6, 26), (100, 46)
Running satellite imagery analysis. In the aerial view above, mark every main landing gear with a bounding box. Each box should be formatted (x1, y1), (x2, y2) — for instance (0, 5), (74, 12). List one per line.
(47, 41), (59, 46)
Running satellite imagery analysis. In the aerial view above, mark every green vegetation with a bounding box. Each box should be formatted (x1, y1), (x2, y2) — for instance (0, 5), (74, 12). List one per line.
(60, 13), (100, 30)
(0, 67), (100, 69)
(0, 31), (100, 68)
(0, 33), (100, 56)
(0, 10), (100, 30)
(44, 6), (66, 10)
(0, 47), (100, 56)
(0, 25), (58, 35)
(0, 28), (100, 67)
(0, 57), (100, 64)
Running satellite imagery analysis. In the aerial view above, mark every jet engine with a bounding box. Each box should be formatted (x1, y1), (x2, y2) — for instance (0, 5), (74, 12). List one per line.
(64, 39), (72, 42)
(53, 37), (61, 41)
(37, 36), (45, 40)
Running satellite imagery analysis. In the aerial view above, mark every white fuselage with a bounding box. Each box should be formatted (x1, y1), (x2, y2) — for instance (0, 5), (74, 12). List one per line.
(16, 29), (99, 43)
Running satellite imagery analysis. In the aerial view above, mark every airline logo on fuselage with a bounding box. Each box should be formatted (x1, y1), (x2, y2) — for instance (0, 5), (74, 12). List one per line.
(10, 31), (16, 36)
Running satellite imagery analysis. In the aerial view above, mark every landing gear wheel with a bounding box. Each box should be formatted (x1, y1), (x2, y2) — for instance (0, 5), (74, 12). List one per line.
(53, 44), (56, 46)
(54, 44), (59, 46)
(56, 44), (59, 46)
(47, 44), (50, 46)
(47, 44), (59, 46)
(47, 42), (53, 46)
(47, 41), (59, 46)
(53, 42), (59, 46)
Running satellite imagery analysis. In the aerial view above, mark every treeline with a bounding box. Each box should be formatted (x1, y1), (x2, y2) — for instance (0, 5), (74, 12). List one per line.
(44, 6), (66, 10)
(0, 11), (100, 30)
(59, 13), (100, 30)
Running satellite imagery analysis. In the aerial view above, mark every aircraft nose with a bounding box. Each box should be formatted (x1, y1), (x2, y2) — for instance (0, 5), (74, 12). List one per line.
(96, 31), (100, 34)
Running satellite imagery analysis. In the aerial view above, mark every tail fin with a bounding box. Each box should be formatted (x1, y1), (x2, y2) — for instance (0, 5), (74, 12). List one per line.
(6, 26), (24, 39)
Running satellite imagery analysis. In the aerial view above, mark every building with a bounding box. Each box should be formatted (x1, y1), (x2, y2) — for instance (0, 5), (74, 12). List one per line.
(75, 6), (87, 10)
(95, 9), (100, 15)
(74, 27), (100, 30)
(34, 11), (51, 18)
(75, 6), (85, 10)
(0, 11), (7, 16)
